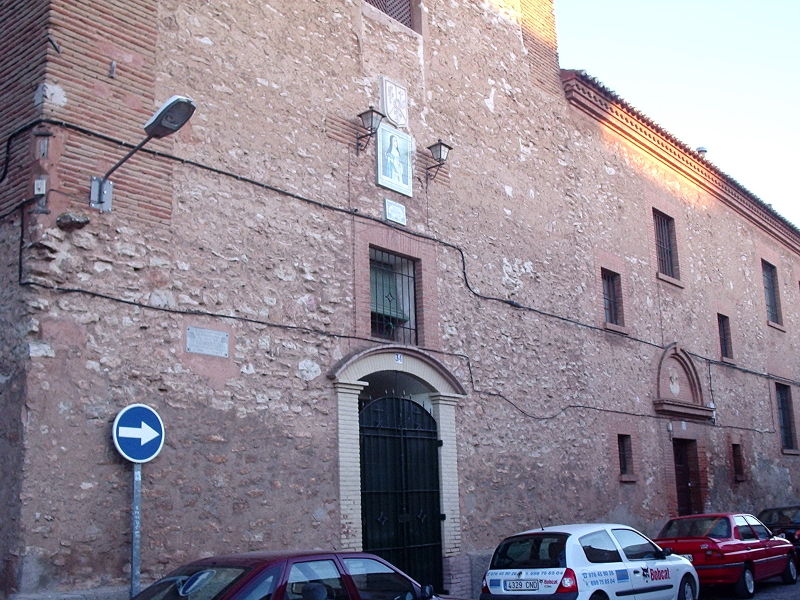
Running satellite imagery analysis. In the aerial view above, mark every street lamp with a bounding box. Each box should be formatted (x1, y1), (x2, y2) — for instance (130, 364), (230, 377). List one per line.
(424, 139), (453, 181)
(90, 95), (196, 212)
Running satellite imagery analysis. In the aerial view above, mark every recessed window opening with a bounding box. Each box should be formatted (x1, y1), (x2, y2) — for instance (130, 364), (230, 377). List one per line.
(653, 209), (680, 279)
(717, 313), (733, 359)
(602, 268), (624, 326)
(370, 247), (417, 344)
(776, 383), (796, 450)
(762, 260), (782, 324)
(732, 444), (745, 481)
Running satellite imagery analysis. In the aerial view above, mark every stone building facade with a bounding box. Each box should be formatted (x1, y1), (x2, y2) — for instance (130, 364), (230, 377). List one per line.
(2, 1), (799, 598)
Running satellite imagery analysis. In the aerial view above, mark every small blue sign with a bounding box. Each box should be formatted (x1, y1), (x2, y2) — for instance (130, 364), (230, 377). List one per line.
(112, 404), (165, 463)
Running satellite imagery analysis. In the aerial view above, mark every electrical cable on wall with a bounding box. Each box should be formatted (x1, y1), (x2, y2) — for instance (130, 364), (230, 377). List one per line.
(3, 118), (789, 433)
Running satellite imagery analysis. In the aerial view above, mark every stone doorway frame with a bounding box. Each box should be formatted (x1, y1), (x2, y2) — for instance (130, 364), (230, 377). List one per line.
(328, 345), (466, 561)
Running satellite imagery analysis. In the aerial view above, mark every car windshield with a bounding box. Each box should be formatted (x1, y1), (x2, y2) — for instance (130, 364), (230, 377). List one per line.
(658, 517), (731, 539)
(758, 508), (800, 524)
(132, 566), (248, 600)
(490, 534), (569, 569)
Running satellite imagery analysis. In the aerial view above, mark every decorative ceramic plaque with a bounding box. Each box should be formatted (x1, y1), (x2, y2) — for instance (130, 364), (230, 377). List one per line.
(380, 76), (408, 128)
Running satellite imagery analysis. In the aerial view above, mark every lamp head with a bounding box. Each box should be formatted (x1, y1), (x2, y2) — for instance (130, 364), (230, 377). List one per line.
(144, 95), (196, 138)
(427, 139), (453, 164)
(358, 105), (386, 133)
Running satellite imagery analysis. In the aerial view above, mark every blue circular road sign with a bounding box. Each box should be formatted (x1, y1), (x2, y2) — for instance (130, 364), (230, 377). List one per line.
(112, 404), (165, 463)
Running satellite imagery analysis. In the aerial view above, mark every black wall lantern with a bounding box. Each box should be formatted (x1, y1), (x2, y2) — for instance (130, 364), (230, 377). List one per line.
(355, 105), (386, 155)
(425, 139), (453, 180)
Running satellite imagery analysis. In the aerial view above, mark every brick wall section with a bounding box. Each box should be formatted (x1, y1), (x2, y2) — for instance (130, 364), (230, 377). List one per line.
(0, 0), (175, 223)
(0, 0), (49, 216)
(335, 381), (367, 552)
(42, 0), (174, 223)
(520, 0), (562, 96)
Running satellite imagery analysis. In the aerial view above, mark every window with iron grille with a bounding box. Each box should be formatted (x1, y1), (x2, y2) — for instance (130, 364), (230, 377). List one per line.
(617, 434), (633, 475)
(653, 209), (679, 279)
(370, 247), (417, 344)
(776, 383), (796, 450)
(601, 268), (624, 326)
(717, 313), (733, 359)
(761, 260), (782, 324)
(732, 444), (745, 481)
(364, 0), (413, 29)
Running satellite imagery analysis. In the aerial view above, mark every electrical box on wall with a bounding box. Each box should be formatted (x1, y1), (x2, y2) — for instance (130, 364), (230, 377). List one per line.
(34, 177), (47, 196)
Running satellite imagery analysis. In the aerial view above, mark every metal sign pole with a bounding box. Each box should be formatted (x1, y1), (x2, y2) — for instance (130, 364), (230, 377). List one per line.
(112, 404), (164, 599)
(130, 462), (142, 598)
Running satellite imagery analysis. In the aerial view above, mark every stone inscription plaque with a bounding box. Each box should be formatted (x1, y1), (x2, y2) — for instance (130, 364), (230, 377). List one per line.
(186, 326), (229, 358)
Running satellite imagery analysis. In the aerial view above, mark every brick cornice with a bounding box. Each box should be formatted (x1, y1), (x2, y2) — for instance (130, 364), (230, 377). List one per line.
(561, 69), (800, 255)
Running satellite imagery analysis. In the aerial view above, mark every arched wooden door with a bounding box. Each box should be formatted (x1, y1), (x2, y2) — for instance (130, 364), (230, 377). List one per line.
(359, 396), (443, 591)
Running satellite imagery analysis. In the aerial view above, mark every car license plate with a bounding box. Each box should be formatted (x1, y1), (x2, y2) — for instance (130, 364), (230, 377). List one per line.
(504, 580), (539, 591)
(682, 554), (693, 562)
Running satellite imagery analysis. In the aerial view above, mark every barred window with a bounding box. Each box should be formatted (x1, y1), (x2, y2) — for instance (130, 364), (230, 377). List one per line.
(776, 383), (796, 450)
(617, 434), (633, 475)
(365, 0), (413, 29)
(370, 247), (417, 344)
(762, 260), (782, 324)
(601, 268), (624, 326)
(653, 209), (680, 279)
(717, 313), (733, 359)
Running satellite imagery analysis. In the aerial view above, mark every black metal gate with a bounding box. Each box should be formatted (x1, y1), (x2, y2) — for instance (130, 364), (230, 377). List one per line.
(360, 396), (443, 591)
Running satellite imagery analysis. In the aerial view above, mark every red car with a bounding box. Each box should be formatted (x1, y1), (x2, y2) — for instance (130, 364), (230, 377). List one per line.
(131, 550), (437, 600)
(654, 513), (797, 598)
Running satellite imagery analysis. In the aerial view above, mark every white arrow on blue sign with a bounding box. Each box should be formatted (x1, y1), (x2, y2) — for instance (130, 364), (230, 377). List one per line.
(112, 404), (165, 463)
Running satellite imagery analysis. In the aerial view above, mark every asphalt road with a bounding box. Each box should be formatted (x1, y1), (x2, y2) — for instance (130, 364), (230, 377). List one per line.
(700, 578), (799, 600)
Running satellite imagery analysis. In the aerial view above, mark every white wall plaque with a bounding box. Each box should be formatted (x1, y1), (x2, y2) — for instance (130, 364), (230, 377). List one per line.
(384, 198), (407, 225)
(186, 326), (229, 358)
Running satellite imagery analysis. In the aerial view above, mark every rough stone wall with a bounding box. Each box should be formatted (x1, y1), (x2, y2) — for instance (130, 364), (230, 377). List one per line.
(15, 184), (359, 593)
(0, 214), (28, 598)
(3, 0), (800, 598)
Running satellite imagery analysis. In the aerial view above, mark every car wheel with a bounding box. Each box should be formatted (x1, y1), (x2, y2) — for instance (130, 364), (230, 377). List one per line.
(781, 554), (798, 584)
(734, 565), (755, 599)
(677, 575), (695, 600)
(588, 592), (607, 600)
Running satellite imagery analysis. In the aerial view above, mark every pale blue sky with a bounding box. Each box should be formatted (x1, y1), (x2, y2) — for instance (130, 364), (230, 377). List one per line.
(555, 0), (800, 227)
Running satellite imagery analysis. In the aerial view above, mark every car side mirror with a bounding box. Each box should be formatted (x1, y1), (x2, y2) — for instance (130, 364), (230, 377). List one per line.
(655, 548), (672, 559)
(177, 570), (216, 597)
(419, 584), (434, 600)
